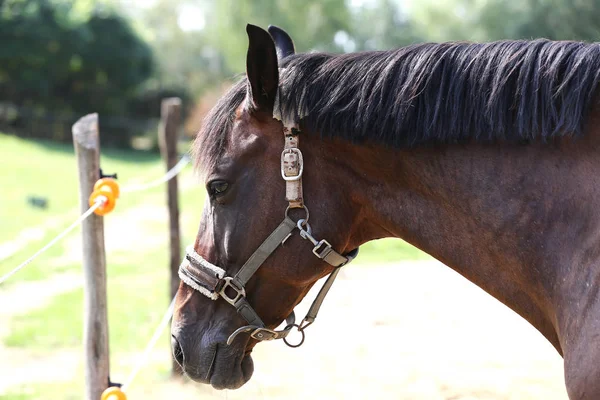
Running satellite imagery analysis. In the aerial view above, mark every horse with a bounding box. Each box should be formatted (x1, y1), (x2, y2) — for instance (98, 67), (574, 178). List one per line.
(171, 24), (600, 399)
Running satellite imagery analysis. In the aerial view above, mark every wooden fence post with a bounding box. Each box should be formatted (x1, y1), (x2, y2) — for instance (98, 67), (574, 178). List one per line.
(158, 98), (183, 376)
(72, 113), (110, 399)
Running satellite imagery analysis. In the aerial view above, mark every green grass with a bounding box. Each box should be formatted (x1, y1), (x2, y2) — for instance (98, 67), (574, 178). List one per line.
(357, 238), (431, 263)
(0, 133), (161, 243)
(4, 268), (170, 350)
(0, 132), (175, 283)
(0, 132), (429, 399)
(0, 377), (101, 400)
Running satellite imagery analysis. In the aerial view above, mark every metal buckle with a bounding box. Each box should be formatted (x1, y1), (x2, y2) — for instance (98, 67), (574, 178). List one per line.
(250, 328), (277, 341)
(219, 277), (246, 306)
(281, 148), (304, 181)
(227, 324), (298, 345)
(312, 240), (332, 259)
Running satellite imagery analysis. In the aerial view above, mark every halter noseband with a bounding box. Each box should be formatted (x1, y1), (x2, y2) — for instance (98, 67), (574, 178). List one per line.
(178, 115), (358, 348)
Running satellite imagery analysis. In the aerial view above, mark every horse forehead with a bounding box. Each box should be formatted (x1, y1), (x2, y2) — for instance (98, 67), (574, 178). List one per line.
(229, 115), (280, 156)
(230, 121), (262, 152)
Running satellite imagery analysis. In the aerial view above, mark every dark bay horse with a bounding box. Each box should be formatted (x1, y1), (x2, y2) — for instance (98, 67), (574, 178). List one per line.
(171, 24), (600, 399)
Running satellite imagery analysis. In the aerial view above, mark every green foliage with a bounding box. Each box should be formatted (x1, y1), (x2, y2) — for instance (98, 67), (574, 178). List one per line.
(482, 0), (600, 41)
(5, 0), (600, 149)
(350, 0), (420, 50)
(0, 0), (155, 146)
(203, 0), (352, 73)
(124, 0), (224, 98)
(413, 0), (600, 42)
(125, 0), (421, 87)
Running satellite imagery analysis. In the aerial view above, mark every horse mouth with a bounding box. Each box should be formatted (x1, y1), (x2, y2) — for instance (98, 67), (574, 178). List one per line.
(184, 344), (255, 390)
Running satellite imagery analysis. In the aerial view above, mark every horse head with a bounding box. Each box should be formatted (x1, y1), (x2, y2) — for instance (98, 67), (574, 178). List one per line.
(170, 25), (369, 390)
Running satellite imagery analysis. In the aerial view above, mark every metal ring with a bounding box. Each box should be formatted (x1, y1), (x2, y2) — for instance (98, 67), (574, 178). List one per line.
(282, 324), (305, 348)
(284, 205), (309, 225)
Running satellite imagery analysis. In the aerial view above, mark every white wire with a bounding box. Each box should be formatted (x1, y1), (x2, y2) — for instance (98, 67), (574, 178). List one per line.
(121, 156), (190, 193)
(1, 155), (190, 285)
(0, 199), (104, 285)
(2, 157), (189, 385)
(121, 296), (176, 392)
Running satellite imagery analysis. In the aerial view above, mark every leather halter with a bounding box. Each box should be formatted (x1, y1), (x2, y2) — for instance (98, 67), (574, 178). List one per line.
(178, 116), (358, 348)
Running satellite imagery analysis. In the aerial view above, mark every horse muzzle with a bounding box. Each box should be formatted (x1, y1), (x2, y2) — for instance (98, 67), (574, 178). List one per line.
(171, 329), (254, 390)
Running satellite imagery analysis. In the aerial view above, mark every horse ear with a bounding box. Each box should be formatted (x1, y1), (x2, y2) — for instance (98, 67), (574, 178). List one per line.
(268, 25), (296, 61)
(246, 24), (279, 114)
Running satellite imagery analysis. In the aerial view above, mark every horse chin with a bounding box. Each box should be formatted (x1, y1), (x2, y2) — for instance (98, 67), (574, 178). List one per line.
(185, 346), (254, 390)
(209, 353), (254, 390)
(211, 353), (254, 390)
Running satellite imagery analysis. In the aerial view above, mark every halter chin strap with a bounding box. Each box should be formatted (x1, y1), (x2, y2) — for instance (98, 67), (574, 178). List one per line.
(178, 110), (359, 347)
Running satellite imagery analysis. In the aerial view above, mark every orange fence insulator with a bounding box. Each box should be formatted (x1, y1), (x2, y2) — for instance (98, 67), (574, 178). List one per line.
(89, 178), (120, 216)
(101, 387), (127, 400)
(94, 178), (121, 198)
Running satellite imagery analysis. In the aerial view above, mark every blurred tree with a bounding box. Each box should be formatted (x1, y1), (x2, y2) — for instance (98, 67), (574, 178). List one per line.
(0, 0), (154, 145)
(109, 0), (420, 98)
(412, 0), (600, 42)
(493, 0), (600, 41)
(108, 0), (368, 135)
(350, 0), (420, 50)
(120, 0), (223, 98)
(204, 0), (354, 72)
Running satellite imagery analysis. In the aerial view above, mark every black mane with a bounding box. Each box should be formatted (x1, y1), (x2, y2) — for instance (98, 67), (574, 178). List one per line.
(198, 39), (600, 156)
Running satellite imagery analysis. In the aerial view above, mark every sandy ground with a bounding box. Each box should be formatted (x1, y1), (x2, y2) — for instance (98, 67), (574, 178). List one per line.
(127, 259), (568, 400)
(0, 260), (569, 399)
(0, 259), (569, 399)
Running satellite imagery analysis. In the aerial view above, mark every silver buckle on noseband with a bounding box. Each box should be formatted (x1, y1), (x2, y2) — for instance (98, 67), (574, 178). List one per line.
(219, 277), (246, 306)
(251, 328), (276, 341)
(226, 312), (298, 345)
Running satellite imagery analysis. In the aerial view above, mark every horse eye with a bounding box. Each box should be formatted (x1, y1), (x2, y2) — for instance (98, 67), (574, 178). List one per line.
(208, 180), (229, 196)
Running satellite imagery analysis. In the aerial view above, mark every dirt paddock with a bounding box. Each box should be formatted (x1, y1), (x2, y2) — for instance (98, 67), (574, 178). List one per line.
(132, 259), (568, 400)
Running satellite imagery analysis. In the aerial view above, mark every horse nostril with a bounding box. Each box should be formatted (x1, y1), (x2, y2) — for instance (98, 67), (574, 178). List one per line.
(171, 335), (185, 367)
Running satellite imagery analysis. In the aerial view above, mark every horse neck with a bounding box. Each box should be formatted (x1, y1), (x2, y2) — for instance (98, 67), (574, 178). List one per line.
(321, 137), (600, 353)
